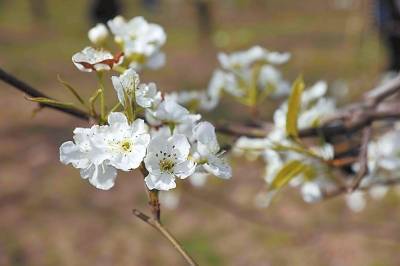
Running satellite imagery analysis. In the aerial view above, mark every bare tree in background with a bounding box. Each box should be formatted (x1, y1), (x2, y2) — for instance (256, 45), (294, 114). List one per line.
(89, 0), (121, 25)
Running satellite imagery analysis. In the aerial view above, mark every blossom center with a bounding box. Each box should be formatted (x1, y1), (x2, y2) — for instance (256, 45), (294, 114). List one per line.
(120, 140), (133, 152)
(159, 159), (175, 173)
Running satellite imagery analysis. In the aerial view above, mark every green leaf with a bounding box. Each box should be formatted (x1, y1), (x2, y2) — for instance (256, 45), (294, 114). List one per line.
(270, 160), (306, 190)
(26, 97), (76, 109)
(286, 76), (305, 138)
(57, 75), (86, 106)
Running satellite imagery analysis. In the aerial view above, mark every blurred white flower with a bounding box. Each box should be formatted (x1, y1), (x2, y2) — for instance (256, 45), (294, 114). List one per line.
(189, 172), (209, 187)
(72, 47), (123, 72)
(218, 46), (290, 71)
(88, 23), (109, 45)
(301, 182), (322, 203)
(369, 185), (389, 200)
(159, 191), (180, 209)
(233, 137), (270, 160)
(144, 133), (196, 190)
(107, 16), (166, 70)
(346, 191), (366, 212)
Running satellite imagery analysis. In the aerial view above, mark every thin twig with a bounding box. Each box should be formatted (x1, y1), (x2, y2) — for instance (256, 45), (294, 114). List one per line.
(139, 164), (161, 222)
(132, 209), (198, 266)
(0, 67), (90, 120)
(323, 177), (400, 200)
(365, 73), (400, 106)
(349, 126), (372, 192)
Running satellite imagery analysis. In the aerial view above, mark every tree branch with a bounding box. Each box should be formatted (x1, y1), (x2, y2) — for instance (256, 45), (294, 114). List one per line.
(0, 67), (90, 121)
(132, 209), (198, 266)
(349, 126), (372, 192)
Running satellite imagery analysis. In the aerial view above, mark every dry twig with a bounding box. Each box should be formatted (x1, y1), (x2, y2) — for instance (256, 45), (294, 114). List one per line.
(132, 209), (198, 266)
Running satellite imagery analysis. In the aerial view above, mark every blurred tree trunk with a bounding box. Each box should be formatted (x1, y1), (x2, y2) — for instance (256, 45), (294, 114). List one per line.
(142, 0), (160, 12)
(89, 0), (121, 25)
(29, 0), (48, 23)
(193, 0), (213, 40)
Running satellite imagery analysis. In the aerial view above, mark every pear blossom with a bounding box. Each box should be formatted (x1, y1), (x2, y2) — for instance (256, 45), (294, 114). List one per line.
(214, 46), (291, 103)
(192, 122), (232, 179)
(107, 16), (166, 70)
(111, 68), (140, 106)
(112, 68), (162, 109)
(159, 191), (180, 209)
(144, 133), (196, 190)
(60, 125), (117, 190)
(72, 47), (123, 72)
(88, 23), (109, 45)
(189, 172), (209, 187)
(147, 99), (201, 129)
(218, 46), (290, 71)
(346, 191), (366, 212)
(60, 112), (150, 190)
(102, 113), (150, 171)
(136, 82), (161, 108)
(301, 182), (323, 203)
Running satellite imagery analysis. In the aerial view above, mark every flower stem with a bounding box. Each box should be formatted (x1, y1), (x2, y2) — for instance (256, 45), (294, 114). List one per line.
(132, 209), (198, 266)
(97, 72), (106, 123)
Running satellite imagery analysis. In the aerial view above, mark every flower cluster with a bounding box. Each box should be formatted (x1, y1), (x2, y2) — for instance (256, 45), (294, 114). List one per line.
(167, 46), (291, 112)
(60, 69), (231, 190)
(344, 126), (400, 212)
(234, 80), (337, 206)
(73, 16), (166, 73)
(60, 16), (231, 191)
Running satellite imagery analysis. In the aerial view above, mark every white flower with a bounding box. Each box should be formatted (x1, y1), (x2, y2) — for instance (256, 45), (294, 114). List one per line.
(189, 172), (209, 187)
(88, 23), (109, 45)
(199, 70), (225, 111)
(258, 65), (290, 97)
(263, 149), (284, 183)
(218, 46), (290, 71)
(346, 191), (366, 212)
(233, 137), (270, 160)
(107, 16), (166, 70)
(60, 112), (150, 190)
(193, 122), (232, 179)
(136, 82), (161, 108)
(159, 191), (180, 209)
(72, 47), (123, 72)
(111, 68), (140, 106)
(149, 99), (192, 126)
(129, 51), (166, 71)
(103, 113), (150, 171)
(144, 133), (196, 190)
(301, 182), (322, 203)
(369, 185), (388, 200)
(302, 81), (328, 104)
(60, 125), (117, 190)
(375, 130), (400, 171)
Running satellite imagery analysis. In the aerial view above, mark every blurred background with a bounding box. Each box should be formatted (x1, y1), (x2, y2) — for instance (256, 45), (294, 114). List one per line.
(1, 0), (400, 265)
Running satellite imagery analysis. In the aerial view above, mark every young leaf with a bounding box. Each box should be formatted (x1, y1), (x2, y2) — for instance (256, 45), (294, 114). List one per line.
(57, 75), (86, 106)
(286, 76), (305, 138)
(270, 160), (306, 190)
(26, 97), (76, 109)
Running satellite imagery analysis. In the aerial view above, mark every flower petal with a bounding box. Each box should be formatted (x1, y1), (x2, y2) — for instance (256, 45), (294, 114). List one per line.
(145, 173), (176, 191)
(80, 163), (118, 190)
